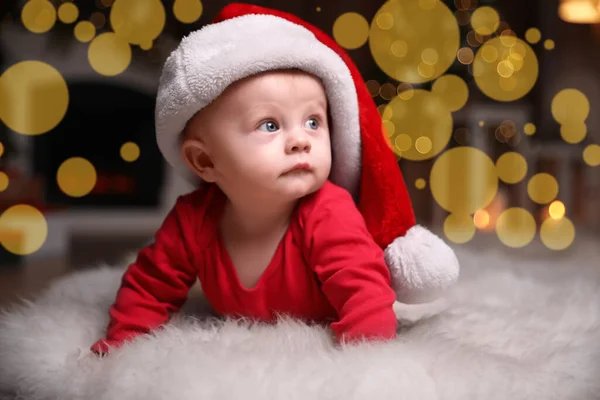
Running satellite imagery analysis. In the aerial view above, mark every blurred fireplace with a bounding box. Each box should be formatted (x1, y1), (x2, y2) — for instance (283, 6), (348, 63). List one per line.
(32, 81), (165, 209)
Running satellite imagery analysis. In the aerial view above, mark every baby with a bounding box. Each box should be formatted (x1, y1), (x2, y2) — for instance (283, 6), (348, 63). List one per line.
(90, 3), (459, 355)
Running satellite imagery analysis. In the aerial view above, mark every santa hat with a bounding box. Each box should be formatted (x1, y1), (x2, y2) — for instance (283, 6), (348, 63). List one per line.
(155, 2), (459, 303)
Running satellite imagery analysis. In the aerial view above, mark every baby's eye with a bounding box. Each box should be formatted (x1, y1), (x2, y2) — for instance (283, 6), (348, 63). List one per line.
(305, 118), (319, 130)
(258, 120), (279, 133)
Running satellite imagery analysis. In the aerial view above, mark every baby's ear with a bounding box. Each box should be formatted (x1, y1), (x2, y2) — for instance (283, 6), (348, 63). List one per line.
(181, 137), (217, 182)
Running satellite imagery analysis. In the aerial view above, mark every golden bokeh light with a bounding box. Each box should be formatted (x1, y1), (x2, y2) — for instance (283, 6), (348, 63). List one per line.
(21, 0), (56, 33)
(551, 88), (589, 125)
(430, 147), (499, 215)
(525, 27), (541, 44)
(74, 21), (96, 43)
(333, 12), (370, 50)
(0, 204), (48, 256)
(379, 82), (397, 100)
(173, 0), (203, 24)
(457, 47), (475, 64)
(316, 6), (321, 12)
(495, 207), (536, 248)
(527, 173), (558, 204)
(88, 32), (132, 76)
(109, 0), (166, 46)
(369, 0), (460, 83)
(540, 216), (575, 251)
(583, 144), (600, 167)
(90, 11), (106, 29)
(473, 37), (538, 102)
(548, 200), (566, 220)
(495, 152), (528, 184)
(382, 120), (395, 137)
(443, 213), (476, 244)
(524, 122), (536, 135)
(544, 39), (555, 50)
(431, 74), (469, 112)
(415, 178), (427, 189)
(384, 89), (453, 160)
(470, 6), (500, 36)
(0, 61), (69, 136)
(0, 142), (4, 157)
(560, 121), (587, 144)
(397, 83), (414, 99)
(56, 157), (97, 198)
(0, 172), (8, 192)
(366, 80), (380, 97)
(473, 209), (490, 230)
(57, 2), (78, 24)
(120, 142), (140, 162)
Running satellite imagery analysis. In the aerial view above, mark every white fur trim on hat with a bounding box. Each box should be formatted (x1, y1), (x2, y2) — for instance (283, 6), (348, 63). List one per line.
(155, 14), (362, 199)
(384, 225), (460, 304)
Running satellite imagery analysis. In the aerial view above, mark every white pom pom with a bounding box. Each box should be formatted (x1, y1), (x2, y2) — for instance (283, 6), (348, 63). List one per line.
(384, 225), (459, 303)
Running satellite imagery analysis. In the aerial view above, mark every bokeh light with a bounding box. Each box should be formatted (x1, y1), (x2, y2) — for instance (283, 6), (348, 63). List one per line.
(473, 37), (539, 102)
(397, 83), (414, 99)
(0, 172), (8, 192)
(495, 207), (536, 248)
(366, 80), (380, 97)
(120, 142), (140, 162)
(430, 147), (499, 215)
(383, 89), (453, 160)
(0, 205), (48, 256)
(0, 61), (69, 136)
(544, 39), (555, 50)
(173, 0), (203, 24)
(109, 0), (166, 46)
(379, 83), (397, 100)
(583, 144), (600, 166)
(470, 6), (500, 36)
(551, 88), (589, 125)
(369, 0), (460, 83)
(90, 11), (106, 29)
(473, 209), (490, 230)
(495, 151), (527, 184)
(415, 178), (427, 189)
(56, 157), (97, 198)
(560, 121), (587, 144)
(431, 74), (469, 112)
(540, 216), (575, 251)
(525, 27), (541, 44)
(527, 173), (558, 204)
(88, 32), (132, 76)
(74, 21), (96, 43)
(57, 2), (78, 24)
(333, 12), (370, 50)
(0, 142), (4, 157)
(457, 47), (475, 64)
(21, 0), (56, 33)
(548, 200), (566, 220)
(524, 122), (536, 135)
(443, 213), (476, 244)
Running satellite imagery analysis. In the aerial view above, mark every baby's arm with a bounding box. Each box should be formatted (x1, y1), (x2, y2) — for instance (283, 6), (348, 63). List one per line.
(307, 190), (398, 344)
(90, 197), (198, 355)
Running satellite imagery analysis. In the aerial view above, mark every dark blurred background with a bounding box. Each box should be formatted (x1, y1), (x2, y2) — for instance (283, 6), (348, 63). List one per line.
(0, 0), (599, 304)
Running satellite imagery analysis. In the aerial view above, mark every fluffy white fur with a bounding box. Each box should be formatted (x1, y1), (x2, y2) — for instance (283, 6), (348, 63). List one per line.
(1, 239), (599, 400)
(385, 226), (460, 303)
(155, 14), (362, 198)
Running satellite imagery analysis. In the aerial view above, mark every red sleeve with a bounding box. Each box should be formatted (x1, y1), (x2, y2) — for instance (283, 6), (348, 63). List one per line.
(90, 195), (199, 355)
(306, 186), (397, 344)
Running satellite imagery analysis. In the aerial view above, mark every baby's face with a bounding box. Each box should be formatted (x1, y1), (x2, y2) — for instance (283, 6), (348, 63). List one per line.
(183, 70), (332, 204)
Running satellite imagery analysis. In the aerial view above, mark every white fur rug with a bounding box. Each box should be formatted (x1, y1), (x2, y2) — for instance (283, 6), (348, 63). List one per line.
(1, 237), (600, 400)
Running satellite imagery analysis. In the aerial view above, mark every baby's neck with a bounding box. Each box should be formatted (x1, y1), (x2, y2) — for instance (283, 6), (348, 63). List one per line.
(220, 197), (298, 240)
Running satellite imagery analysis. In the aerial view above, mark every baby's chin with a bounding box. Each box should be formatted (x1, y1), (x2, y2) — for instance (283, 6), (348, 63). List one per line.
(276, 176), (325, 200)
